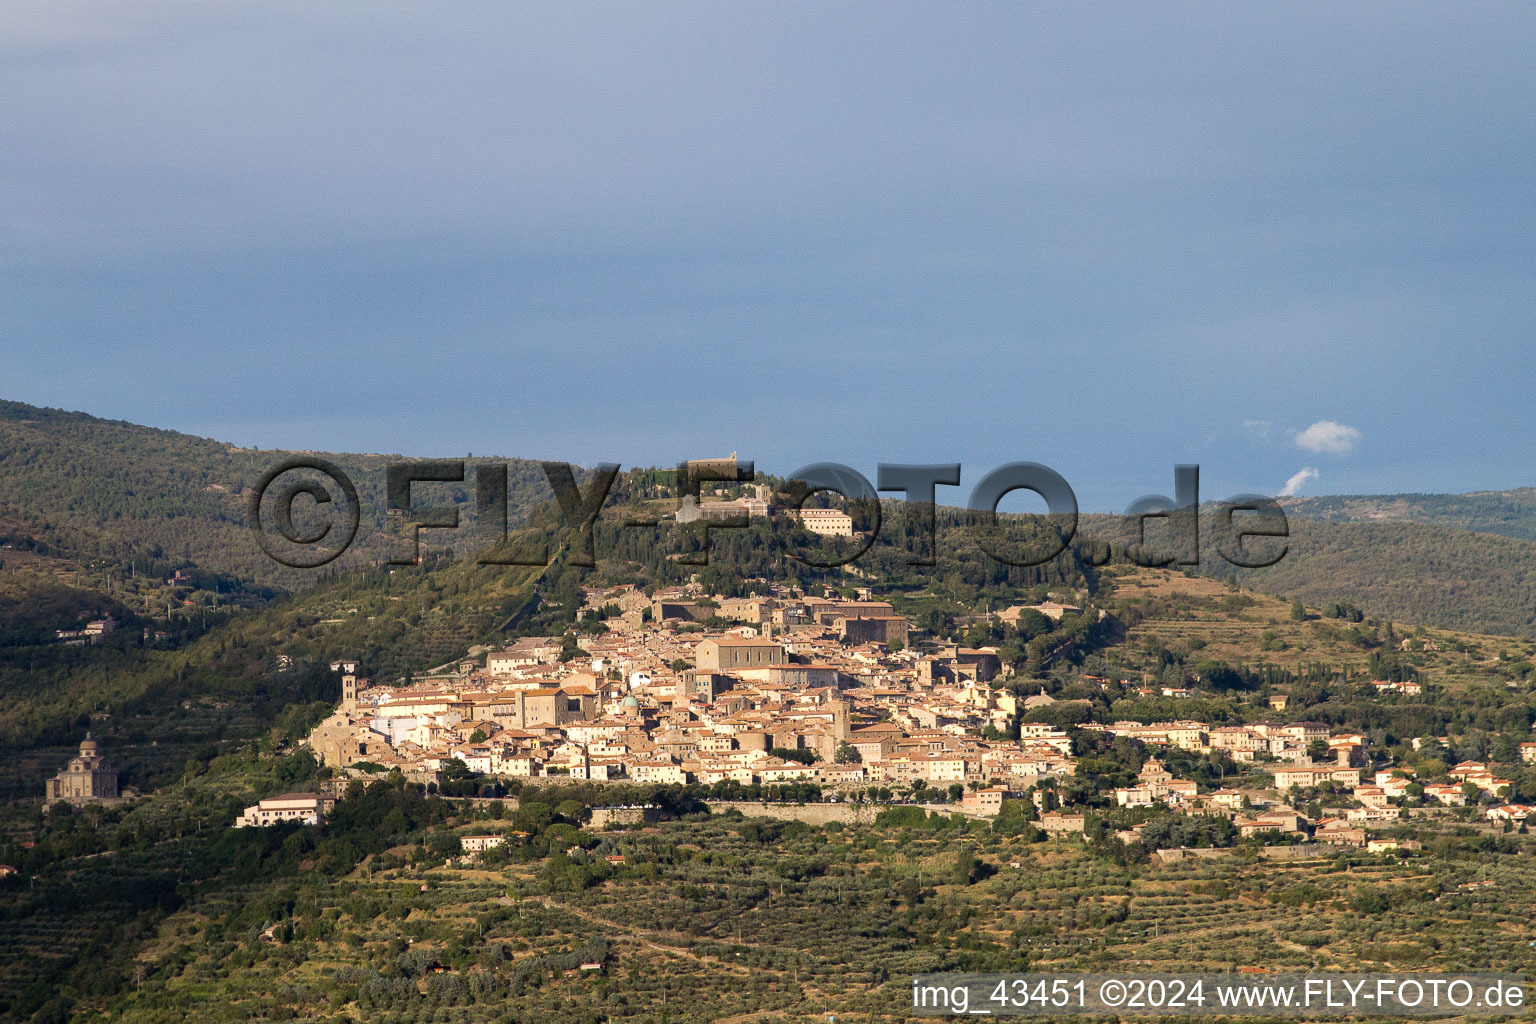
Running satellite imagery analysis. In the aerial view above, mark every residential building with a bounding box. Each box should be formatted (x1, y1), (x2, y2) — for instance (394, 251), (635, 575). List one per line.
(235, 793), (337, 827)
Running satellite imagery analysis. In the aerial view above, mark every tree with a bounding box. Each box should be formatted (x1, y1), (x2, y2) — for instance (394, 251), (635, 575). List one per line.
(952, 846), (979, 885)
(427, 832), (462, 861)
(1290, 599), (1306, 621)
(1013, 608), (1052, 640)
(1325, 601), (1365, 622)
(964, 622), (995, 648)
(1193, 659), (1250, 692)
(993, 799), (1040, 838)
(834, 742), (859, 764)
(276, 749), (318, 784)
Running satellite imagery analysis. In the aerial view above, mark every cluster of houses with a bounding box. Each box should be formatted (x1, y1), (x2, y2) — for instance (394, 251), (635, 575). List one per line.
(303, 584), (1085, 799)
(1096, 752), (1528, 849)
(276, 580), (1532, 847)
(54, 617), (116, 646)
(675, 480), (856, 537)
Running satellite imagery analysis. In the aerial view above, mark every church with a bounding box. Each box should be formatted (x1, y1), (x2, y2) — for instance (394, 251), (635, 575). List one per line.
(46, 734), (120, 807)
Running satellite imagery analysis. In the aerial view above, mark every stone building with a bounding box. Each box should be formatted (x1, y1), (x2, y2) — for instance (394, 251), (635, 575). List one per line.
(693, 636), (786, 672)
(835, 615), (908, 646)
(46, 734), (120, 807)
(234, 792), (337, 827)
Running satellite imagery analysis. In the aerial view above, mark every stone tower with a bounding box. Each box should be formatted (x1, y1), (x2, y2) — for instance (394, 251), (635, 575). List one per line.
(832, 697), (851, 740)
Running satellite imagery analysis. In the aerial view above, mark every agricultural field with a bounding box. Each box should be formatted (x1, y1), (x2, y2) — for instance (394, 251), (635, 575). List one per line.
(16, 797), (1531, 1024)
(1104, 568), (1534, 688)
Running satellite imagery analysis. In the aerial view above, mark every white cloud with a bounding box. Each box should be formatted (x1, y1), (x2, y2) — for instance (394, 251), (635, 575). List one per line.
(1278, 467), (1319, 497)
(1295, 420), (1361, 454)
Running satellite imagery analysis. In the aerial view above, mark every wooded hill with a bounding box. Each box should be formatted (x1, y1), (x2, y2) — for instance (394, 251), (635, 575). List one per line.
(1224, 517), (1536, 637)
(0, 399), (556, 588)
(1284, 487), (1536, 541)
(4, 396), (1535, 635)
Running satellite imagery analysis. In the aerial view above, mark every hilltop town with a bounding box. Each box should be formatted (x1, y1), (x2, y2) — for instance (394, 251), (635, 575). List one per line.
(296, 577), (1536, 849)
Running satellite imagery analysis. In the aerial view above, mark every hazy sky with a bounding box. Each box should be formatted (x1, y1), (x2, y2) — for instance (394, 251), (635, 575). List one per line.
(3, 3), (1532, 510)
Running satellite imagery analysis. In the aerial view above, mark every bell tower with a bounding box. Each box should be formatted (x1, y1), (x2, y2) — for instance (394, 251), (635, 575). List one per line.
(341, 674), (358, 714)
(832, 696), (851, 740)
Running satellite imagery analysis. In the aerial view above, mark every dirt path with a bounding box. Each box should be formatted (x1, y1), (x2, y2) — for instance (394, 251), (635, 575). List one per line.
(532, 895), (761, 977)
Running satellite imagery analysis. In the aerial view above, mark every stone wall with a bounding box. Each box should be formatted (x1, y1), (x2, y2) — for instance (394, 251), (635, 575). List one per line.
(706, 800), (964, 825)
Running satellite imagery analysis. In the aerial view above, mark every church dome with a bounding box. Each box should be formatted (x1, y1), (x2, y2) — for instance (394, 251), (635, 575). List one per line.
(621, 694), (640, 709)
(80, 734), (100, 755)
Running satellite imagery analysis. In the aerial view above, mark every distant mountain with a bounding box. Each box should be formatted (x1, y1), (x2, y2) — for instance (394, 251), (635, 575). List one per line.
(5, 394), (1536, 650)
(0, 399), (555, 588)
(1283, 488), (1536, 542)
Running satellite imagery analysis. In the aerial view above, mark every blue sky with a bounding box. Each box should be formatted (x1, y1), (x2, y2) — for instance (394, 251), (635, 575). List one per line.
(2, 3), (1532, 511)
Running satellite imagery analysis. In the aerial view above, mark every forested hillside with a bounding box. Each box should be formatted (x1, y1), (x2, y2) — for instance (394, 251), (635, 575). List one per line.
(1284, 488), (1536, 542)
(5, 397), (1535, 635)
(0, 400), (555, 587)
(1225, 517), (1536, 637)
